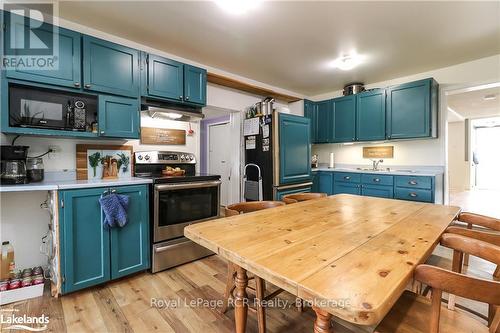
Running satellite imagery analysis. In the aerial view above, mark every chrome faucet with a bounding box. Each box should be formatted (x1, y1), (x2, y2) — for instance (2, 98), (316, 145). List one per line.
(371, 159), (383, 170)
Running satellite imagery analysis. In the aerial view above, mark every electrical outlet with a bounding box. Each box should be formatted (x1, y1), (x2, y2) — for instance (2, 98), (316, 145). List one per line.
(48, 145), (61, 159)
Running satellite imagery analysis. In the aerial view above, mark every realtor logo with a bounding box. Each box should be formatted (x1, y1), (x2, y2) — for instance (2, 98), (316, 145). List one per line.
(1, 1), (59, 70)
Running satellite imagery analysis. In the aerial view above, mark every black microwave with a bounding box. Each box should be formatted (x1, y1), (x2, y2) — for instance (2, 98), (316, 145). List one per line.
(9, 84), (98, 132)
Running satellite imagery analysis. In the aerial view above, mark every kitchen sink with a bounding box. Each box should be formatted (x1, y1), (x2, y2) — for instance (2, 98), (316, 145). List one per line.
(355, 167), (391, 172)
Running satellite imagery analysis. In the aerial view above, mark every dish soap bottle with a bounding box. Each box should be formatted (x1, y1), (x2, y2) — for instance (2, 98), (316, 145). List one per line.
(1, 241), (15, 280)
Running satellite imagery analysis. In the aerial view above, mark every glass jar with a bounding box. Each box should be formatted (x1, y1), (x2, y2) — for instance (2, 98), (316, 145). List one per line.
(26, 158), (44, 183)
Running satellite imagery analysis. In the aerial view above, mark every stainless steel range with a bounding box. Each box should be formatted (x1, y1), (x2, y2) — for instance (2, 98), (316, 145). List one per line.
(134, 151), (221, 273)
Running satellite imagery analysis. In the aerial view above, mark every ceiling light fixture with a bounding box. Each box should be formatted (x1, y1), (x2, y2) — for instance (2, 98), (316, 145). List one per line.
(483, 94), (497, 101)
(215, 0), (262, 15)
(330, 52), (365, 71)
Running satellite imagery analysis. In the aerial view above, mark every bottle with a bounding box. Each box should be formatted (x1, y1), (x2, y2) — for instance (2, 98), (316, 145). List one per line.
(1, 241), (15, 280)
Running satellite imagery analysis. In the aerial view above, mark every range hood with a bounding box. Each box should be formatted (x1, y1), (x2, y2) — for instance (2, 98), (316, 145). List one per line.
(141, 98), (205, 122)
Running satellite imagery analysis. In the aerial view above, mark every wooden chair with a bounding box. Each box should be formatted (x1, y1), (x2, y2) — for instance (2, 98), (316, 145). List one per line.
(282, 192), (327, 204)
(221, 201), (286, 333)
(451, 212), (500, 270)
(372, 233), (500, 333)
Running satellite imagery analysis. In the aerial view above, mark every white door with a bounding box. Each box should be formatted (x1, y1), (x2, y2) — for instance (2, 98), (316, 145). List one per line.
(209, 122), (231, 206)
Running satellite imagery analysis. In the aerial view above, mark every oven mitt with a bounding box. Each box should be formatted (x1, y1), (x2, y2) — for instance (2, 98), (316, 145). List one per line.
(99, 193), (130, 228)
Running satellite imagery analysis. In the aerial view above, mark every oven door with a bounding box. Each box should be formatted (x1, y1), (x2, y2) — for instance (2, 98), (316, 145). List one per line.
(153, 180), (221, 243)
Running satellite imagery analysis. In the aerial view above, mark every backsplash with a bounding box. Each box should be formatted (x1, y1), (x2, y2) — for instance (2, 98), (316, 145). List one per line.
(312, 139), (444, 168)
(0, 114), (200, 173)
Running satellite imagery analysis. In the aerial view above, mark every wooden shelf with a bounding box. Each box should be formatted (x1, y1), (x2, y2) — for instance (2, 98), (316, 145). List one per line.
(207, 72), (302, 103)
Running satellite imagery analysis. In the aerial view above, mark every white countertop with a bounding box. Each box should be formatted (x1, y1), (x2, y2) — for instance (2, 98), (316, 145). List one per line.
(0, 177), (152, 193)
(312, 166), (443, 177)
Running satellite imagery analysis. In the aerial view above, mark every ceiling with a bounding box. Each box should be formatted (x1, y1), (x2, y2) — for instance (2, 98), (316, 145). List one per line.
(58, 1), (500, 96)
(447, 86), (500, 122)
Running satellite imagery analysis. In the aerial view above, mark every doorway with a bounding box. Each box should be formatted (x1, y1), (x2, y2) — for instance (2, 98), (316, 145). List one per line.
(208, 122), (231, 206)
(472, 117), (500, 190)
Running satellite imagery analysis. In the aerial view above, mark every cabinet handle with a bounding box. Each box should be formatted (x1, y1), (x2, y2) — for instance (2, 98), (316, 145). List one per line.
(409, 192), (418, 197)
(409, 180), (418, 185)
(84, 84), (91, 89)
(344, 176), (350, 180)
(185, 96), (190, 100)
(179, 95), (183, 100)
(111, 189), (116, 194)
(100, 130), (105, 135)
(74, 82), (80, 87)
(374, 178), (380, 182)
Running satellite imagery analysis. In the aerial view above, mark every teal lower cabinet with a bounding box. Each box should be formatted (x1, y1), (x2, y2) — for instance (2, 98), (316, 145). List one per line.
(60, 185), (149, 294)
(361, 184), (393, 198)
(394, 175), (434, 203)
(318, 172), (334, 195)
(274, 185), (312, 201)
(312, 172), (320, 192)
(333, 182), (361, 195)
(98, 95), (140, 139)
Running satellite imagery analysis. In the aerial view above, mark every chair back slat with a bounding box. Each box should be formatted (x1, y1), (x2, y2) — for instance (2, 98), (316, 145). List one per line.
(225, 201), (285, 216)
(458, 212), (500, 231)
(441, 233), (500, 266)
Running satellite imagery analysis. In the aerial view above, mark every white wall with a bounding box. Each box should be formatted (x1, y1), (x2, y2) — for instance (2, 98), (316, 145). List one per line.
(447, 121), (470, 191)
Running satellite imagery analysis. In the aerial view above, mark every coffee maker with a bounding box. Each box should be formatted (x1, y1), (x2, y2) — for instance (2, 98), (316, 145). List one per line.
(1, 146), (29, 185)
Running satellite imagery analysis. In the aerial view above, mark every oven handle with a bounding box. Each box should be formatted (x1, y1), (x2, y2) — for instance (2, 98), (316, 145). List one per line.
(154, 180), (221, 192)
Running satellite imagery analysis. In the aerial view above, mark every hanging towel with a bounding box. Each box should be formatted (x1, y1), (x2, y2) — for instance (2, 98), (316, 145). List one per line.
(99, 193), (130, 228)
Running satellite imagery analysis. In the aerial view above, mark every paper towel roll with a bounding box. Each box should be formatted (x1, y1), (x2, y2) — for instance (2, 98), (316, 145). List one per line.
(329, 153), (335, 168)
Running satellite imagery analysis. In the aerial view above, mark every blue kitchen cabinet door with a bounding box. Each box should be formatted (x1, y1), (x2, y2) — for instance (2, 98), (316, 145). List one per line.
(387, 78), (437, 139)
(316, 100), (332, 143)
(147, 54), (184, 101)
(361, 184), (393, 199)
(279, 113), (312, 185)
(184, 64), (207, 105)
(110, 185), (150, 279)
(4, 13), (82, 89)
(304, 100), (318, 143)
(83, 36), (140, 97)
(99, 95), (140, 139)
(275, 186), (312, 201)
(311, 172), (320, 192)
(318, 172), (334, 195)
(332, 95), (356, 143)
(356, 89), (386, 141)
(333, 182), (361, 195)
(60, 188), (110, 294)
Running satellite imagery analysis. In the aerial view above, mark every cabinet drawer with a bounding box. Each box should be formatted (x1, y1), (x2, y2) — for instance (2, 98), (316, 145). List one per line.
(362, 184), (394, 199)
(361, 174), (393, 186)
(394, 188), (432, 203)
(333, 182), (361, 195)
(334, 172), (361, 183)
(395, 176), (432, 189)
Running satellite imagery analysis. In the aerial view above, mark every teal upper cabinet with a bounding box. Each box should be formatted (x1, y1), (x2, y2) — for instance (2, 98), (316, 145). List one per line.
(83, 36), (140, 97)
(184, 64), (207, 105)
(304, 100), (318, 143)
(4, 14), (81, 88)
(279, 113), (312, 185)
(147, 54), (184, 101)
(316, 100), (332, 143)
(332, 95), (356, 143)
(356, 89), (386, 141)
(99, 95), (140, 139)
(110, 185), (150, 279)
(60, 188), (110, 294)
(387, 78), (438, 139)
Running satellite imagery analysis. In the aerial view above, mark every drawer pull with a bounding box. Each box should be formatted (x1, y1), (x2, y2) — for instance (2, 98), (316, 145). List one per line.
(344, 176), (350, 180)
(409, 180), (418, 185)
(373, 178), (380, 182)
(409, 192), (418, 197)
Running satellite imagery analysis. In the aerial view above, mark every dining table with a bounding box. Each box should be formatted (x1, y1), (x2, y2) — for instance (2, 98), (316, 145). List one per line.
(184, 194), (461, 333)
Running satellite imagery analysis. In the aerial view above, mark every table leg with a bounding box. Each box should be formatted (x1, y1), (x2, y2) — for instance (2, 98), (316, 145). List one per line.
(234, 265), (248, 333)
(313, 306), (332, 333)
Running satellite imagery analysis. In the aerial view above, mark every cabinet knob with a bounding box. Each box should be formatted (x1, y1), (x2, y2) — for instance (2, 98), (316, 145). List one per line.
(409, 180), (418, 185)
(185, 96), (190, 100)
(374, 178), (380, 182)
(344, 176), (350, 180)
(179, 95), (183, 100)
(100, 130), (105, 134)
(409, 192), (418, 197)
(84, 84), (91, 89)
(74, 82), (81, 87)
